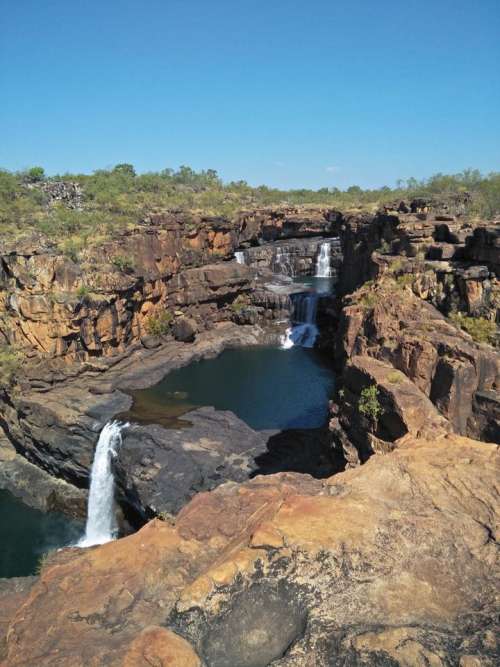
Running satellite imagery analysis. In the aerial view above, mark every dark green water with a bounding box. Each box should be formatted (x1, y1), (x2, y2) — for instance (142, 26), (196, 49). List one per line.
(0, 489), (83, 578)
(124, 346), (335, 431)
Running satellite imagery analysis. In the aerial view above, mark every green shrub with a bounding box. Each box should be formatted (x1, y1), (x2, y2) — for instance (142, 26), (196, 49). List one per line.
(230, 294), (249, 313)
(360, 291), (378, 309)
(25, 166), (45, 183)
(145, 310), (173, 336)
(112, 255), (134, 272)
(76, 285), (90, 298)
(449, 312), (497, 345)
(395, 274), (414, 288)
(59, 237), (85, 262)
(0, 346), (20, 387)
(358, 384), (383, 422)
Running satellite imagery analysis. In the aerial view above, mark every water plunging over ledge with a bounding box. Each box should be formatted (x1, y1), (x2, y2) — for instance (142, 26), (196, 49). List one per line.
(235, 250), (246, 264)
(78, 421), (127, 548)
(316, 240), (332, 277)
(280, 275), (335, 349)
(280, 291), (319, 349)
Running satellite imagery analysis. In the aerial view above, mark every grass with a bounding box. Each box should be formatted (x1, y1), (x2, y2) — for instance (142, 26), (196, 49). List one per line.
(449, 312), (497, 346)
(387, 371), (404, 384)
(395, 274), (414, 289)
(1, 166), (498, 248)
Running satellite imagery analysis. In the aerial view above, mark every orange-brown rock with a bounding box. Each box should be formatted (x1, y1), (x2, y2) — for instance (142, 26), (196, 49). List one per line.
(2, 435), (499, 666)
(335, 277), (499, 442)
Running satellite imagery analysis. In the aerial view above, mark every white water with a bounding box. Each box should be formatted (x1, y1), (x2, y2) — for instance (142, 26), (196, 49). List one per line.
(280, 292), (319, 349)
(78, 421), (127, 548)
(316, 241), (332, 278)
(274, 246), (294, 276)
(235, 250), (246, 264)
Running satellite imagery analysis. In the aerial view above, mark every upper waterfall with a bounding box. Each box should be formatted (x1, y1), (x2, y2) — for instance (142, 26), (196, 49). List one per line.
(316, 241), (332, 278)
(273, 246), (294, 276)
(235, 250), (246, 264)
(78, 421), (127, 548)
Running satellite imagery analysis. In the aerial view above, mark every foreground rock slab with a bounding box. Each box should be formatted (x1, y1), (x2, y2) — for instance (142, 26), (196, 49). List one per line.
(2, 434), (498, 666)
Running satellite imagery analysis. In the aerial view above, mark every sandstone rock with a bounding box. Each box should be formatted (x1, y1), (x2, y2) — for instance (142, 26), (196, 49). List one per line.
(333, 355), (451, 464)
(2, 435), (498, 666)
(336, 278), (500, 442)
(0, 576), (36, 661)
(172, 316), (198, 342)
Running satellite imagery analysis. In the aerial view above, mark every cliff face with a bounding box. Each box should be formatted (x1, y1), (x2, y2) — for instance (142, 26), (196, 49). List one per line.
(2, 434), (498, 666)
(0, 207), (337, 362)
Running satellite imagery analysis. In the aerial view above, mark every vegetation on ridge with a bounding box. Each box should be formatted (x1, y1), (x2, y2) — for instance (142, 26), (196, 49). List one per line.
(1, 164), (499, 252)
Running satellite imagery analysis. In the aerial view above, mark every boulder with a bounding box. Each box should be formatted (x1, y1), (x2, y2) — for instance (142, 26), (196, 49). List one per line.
(172, 316), (198, 342)
(116, 407), (269, 519)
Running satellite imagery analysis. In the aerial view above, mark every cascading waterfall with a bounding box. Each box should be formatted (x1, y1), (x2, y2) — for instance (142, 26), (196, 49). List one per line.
(316, 240), (332, 278)
(235, 250), (246, 264)
(274, 246), (294, 276)
(280, 292), (319, 349)
(78, 421), (127, 548)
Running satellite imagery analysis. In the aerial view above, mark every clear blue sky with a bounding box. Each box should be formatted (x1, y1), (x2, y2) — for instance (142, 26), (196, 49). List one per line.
(1, 0), (499, 189)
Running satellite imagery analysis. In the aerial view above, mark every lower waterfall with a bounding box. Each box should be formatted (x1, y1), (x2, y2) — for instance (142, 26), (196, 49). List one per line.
(78, 421), (127, 548)
(280, 292), (319, 349)
(316, 241), (332, 277)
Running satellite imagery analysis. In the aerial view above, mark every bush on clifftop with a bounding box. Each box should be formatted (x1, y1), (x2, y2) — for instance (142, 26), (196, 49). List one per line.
(1, 165), (499, 247)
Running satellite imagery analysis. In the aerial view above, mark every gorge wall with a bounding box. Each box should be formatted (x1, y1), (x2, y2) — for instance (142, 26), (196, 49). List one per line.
(1, 201), (499, 518)
(1, 198), (499, 666)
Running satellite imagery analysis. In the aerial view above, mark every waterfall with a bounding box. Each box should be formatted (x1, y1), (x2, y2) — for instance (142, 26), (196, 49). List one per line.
(316, 241), (332, 278)
(235, 250), (246, 264)
(280, 292), (319, 349)
(274, 246), (294, 276)
(78, 421), (127, 548)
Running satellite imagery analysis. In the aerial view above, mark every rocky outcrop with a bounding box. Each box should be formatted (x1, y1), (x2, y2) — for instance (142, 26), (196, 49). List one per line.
(236, 205), (341, 244)
(333, 209), (499, 325)
(331, 277), (499, 452)
(239, 237), (342, 278)
(116, 408), (269, 521)
(2, 434), (498, 666)
(0, 325), (266, 515)
(0, 433), (86, 517)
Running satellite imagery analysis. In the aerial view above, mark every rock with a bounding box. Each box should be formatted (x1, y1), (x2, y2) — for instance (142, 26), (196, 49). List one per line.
(0, 576), (37, 661)
(333, 355), (451, 464)
(335, 278), (499, 442)
(172, 316), (198, 342)
(116, 407), (270, 519)
(123, 627), (201, 667)
(2, 435), (498, 666)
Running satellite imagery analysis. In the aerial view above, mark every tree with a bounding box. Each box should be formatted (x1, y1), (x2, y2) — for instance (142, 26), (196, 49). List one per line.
(25, 166), (45, 182)
(113, 163), (136, 177)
